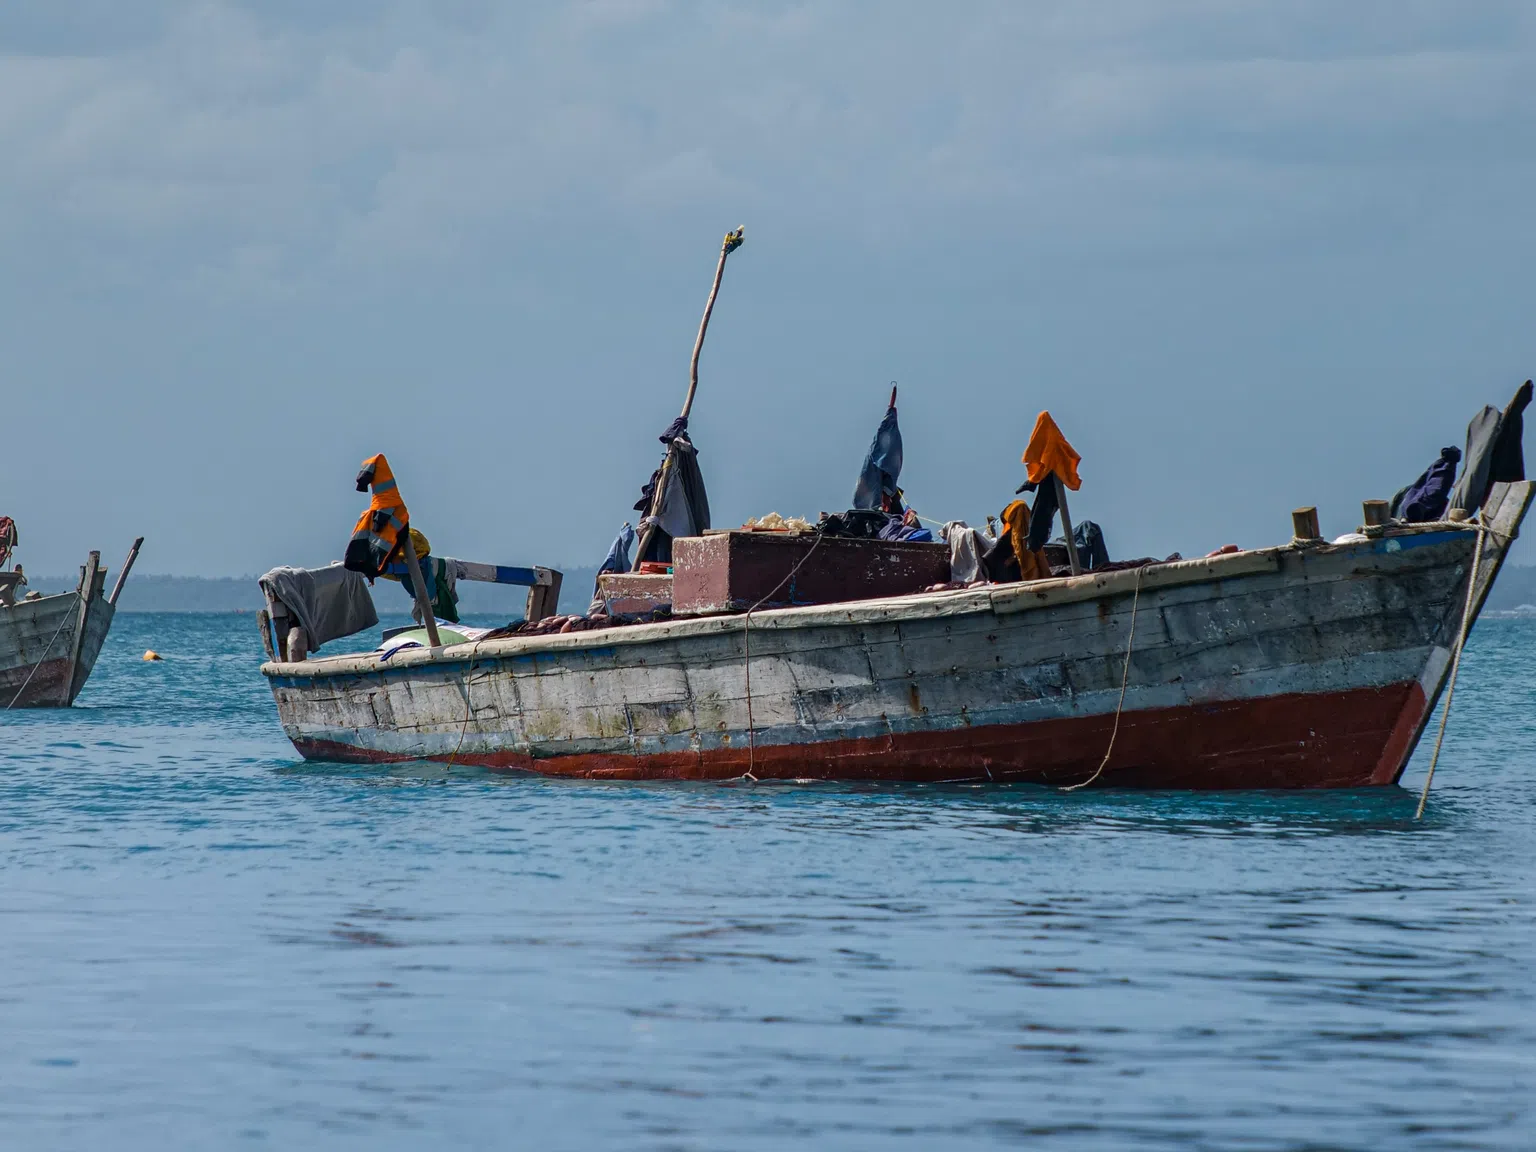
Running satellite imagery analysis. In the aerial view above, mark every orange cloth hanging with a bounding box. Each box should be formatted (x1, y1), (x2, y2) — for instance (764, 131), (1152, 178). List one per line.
(344, 454), (410, 578)
(1022, 411), (1082, 491)
(1000, 499), (1052, 582)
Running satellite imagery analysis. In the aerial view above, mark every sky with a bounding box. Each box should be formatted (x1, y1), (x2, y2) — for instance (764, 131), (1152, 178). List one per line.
(3, 1), (1535, 577)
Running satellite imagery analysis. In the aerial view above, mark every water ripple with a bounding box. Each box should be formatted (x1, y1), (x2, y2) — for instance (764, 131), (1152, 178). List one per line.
(1, 612), (1534, 1149)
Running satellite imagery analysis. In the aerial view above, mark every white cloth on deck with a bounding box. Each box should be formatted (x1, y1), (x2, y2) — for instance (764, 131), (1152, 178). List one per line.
(377, 622), (493, 660)
(943, 521), (995, 584)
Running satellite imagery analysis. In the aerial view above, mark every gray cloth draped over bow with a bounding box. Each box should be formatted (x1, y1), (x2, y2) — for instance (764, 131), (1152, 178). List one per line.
(259, 563), (379, 652)
(1448, 380), (1533, 516)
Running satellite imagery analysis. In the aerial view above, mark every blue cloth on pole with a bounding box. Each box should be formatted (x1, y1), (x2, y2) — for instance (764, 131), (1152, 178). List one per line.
(599, 523), (636, 575)
(852, 407), (903, 511)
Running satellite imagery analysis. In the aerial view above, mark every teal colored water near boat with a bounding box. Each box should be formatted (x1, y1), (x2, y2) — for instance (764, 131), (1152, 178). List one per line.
(3, 613), (1534, 1150)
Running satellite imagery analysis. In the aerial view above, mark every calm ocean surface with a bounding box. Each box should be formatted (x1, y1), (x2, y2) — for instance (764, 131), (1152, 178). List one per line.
(2, 612), (1533, 1150)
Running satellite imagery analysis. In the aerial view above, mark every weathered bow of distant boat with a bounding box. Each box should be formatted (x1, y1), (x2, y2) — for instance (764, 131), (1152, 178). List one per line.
(1, 543), (140, 708)
(262, 483), (1532, 788)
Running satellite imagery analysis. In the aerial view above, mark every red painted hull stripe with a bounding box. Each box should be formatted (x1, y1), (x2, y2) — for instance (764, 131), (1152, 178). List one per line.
(290, 682), (1423, 789)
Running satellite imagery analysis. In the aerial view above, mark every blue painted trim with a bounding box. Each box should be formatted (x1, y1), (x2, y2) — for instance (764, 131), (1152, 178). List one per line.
(381, 562), (540, 586)
(1373, 531), (1463, 553)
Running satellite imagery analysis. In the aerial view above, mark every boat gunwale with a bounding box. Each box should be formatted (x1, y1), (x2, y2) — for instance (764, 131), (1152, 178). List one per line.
(0, 588), (87, 615)
(261, 525), (1481, 682)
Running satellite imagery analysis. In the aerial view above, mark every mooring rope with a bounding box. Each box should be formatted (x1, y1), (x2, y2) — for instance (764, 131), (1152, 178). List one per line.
(1415, 522), (1488, 820)
(446, 639), (489, 769)
(741, 528), (829, 782)
(5, 593), (82, 710)
(1062, 566), (1145, 792)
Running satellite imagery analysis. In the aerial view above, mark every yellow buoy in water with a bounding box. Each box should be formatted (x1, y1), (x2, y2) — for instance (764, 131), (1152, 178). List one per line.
(143, 650), (162, 662)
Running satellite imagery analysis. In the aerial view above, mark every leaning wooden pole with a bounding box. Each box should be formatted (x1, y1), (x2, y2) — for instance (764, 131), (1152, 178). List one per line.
(1054, 476), (1082, 576)
(681, 226), (745, 422)
(108, 537), (144, 606)
(401, 535), (441, 648)
(633, 226), (745, 570)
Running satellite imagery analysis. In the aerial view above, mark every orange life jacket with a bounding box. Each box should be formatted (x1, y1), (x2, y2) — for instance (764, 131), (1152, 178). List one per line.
(344, 454), (409, 578)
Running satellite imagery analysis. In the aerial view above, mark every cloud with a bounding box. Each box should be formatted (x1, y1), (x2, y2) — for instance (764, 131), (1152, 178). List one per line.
(3, 0), (1530, 291)
(3, 2), (1535, 576)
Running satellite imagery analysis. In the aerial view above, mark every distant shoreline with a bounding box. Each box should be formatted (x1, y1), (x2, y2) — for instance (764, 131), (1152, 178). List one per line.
(23, 569), (600, 616)
(20, 563), (1536, 616)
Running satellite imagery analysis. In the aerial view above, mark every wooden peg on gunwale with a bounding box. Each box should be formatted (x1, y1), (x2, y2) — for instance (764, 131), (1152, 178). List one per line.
(1292, 506), (1322, 542)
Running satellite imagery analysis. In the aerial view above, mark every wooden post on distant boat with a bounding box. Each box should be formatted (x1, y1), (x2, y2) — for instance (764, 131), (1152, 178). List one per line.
(60, 550), (100, 704)
(107, 537), (144, 606)
(401, 534), (441, 648)
(257, 608), (276, 661)
(633, 226), (745, 571)
(1055, 477), (1082, 576)
(264, 592), (288, 661)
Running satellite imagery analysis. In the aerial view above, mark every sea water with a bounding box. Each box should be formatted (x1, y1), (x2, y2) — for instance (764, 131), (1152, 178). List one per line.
(2, 612), (1533, 1151)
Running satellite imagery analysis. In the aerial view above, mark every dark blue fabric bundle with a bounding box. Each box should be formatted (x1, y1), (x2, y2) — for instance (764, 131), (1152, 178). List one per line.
(876, 516), (933, 543)
(1056, 520), (1110, 570)
(852, 407), (903, 511)
(1394, 447), (1462, 523)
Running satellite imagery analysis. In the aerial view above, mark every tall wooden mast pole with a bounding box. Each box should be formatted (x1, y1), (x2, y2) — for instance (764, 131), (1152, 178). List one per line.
(680, 226), (744, 422)
(633, 226), (745, 570)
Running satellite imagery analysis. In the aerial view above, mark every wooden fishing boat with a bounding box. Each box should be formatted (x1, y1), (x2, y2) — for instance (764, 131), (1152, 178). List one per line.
(1, 540), (142, 709)
(260, 483), (1531, 788)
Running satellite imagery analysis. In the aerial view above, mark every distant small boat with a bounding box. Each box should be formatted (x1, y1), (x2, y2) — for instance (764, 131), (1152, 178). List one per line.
(259, 485), (1532, 789)
(1, 539), (142, 709)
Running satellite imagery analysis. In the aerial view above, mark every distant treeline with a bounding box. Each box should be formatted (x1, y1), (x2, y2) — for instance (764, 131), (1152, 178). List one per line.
(25, 563), (1536, 615)
(26, 568), (603, 618)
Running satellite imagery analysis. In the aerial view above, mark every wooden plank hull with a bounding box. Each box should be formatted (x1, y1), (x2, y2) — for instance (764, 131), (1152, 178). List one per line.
(0, 588), (116, 708)
(286, 681), (1423, 788)
(264, 483), (1533, 789)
